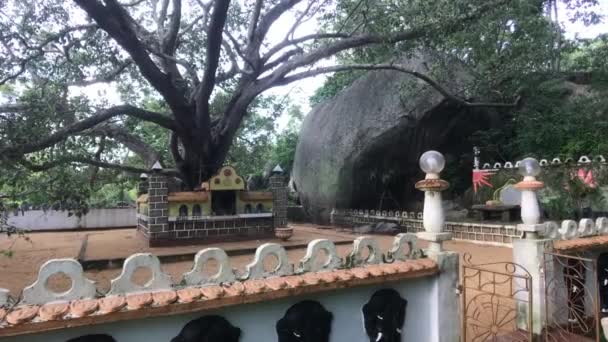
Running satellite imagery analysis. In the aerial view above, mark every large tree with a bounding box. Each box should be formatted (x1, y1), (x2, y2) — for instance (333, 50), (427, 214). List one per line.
(1, 0), (523, 189)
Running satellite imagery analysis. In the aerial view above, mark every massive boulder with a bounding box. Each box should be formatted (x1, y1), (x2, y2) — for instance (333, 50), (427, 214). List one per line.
(292, 53), (502, 223)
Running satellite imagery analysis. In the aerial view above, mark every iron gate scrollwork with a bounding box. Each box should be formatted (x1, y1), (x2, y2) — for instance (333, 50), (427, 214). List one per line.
(462, 253), (533, 341)
(543, 251), (600, 342)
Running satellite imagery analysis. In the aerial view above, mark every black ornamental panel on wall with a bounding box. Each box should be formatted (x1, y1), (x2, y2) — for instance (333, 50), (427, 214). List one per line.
(64, 289), (409, 342)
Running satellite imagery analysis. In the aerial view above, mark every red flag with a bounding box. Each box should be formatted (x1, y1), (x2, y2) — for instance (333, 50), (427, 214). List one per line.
(473, 170), (495, 193)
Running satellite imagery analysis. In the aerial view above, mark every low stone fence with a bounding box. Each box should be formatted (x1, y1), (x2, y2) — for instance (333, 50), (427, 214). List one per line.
(331, 208), (521, 245)
(0, 235), (458, 342)
(7, 208), (136, 231)
(332, 209), (608, 246)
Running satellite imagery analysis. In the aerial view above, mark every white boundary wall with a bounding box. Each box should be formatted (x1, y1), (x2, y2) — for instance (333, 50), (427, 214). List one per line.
(2, 278), (435, 342)
(7, 208), (135, 230)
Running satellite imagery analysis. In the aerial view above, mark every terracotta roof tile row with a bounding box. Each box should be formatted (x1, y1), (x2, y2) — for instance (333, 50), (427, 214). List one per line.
(553, 235), (608, 252)
(0, 258), (437, 337)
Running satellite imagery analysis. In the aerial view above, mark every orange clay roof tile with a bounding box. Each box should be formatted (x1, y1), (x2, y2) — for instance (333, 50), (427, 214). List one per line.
(317, 272), (339, 283)
(264, 277), (287, 290)
(38, 302), (69, 322)
(223, 282), (245, 297)
(243, 280), (268, 295)
(98, 296), (126, 314)
(333, 269), (355, 281)
(126, 293), (153, 310)
(152, 291), (177, 306)
(200, 286), (224, 299)
(6, 306), (39, 325)
(351, 268), (370, 279)
(0, 258), (439, 337)
(69, 299), (98, 318)
(283, 275), (305, 288)
(368, 265), (385, 277)
(176, 288), (201, 303)
(301, 272), (321, 285)
(554, 235), (608, 252)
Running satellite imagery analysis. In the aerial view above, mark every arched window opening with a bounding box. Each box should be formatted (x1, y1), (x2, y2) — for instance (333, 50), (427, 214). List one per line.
(192, 204), (202, 217)
(179, 204), (189, 217)
(256, 203), (264, 213)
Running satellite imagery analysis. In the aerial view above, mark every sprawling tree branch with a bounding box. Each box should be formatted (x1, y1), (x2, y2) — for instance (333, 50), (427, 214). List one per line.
(276, 63), (521, 107)
(18, 156), (149, 174)
(0, 24), (98, 85)
(259, 0), (510, 85)
(247, 0), (264, 43)
(0, 105), (175, 157)
(68, 61), (133, 86)
(250, 0), (302, 56)
(85, 125), (161, 167)
(194, 0), (231, 153)
(263, 33), (349, 62)
(73, 0), (188, 115)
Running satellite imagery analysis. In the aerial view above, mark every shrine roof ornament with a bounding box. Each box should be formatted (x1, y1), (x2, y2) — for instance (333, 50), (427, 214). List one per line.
(208, 166), (245, 191)
(272, 164), (284, 174)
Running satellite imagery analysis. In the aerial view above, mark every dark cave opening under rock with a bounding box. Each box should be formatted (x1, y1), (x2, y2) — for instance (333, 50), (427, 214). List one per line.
(338, 101), (502, 211)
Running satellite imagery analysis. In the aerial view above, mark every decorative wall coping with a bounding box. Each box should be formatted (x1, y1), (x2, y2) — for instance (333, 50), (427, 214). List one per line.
(553, 235), (608, 252)
(477, 154), (606, 170)
(0, 235), (435, 337)
(542, 217), (608, 240)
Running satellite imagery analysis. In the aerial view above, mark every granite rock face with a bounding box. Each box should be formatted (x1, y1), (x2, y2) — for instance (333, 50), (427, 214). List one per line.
(292, 52), (500, 223)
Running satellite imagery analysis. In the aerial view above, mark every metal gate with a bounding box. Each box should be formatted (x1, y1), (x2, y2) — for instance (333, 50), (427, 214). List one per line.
(462, 253), (533, 341)
(543, 252), (600, 342)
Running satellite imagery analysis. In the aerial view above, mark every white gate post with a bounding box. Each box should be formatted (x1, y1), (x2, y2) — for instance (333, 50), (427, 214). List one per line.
(512, 157), (554, 336)
(415, 151), (460, 342)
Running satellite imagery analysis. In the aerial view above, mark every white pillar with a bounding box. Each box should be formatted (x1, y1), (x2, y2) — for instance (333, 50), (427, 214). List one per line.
(416, 151), (451, 254)
(513, 157), (552, 337)
(415, 151), (460, 342)
(423, 190), (444, 234)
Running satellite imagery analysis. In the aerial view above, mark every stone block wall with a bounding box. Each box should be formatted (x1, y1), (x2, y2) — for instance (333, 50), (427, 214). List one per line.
(148, 217), (274, 246)
(143, 172), (169, 241)
(270, 174), (288, 228)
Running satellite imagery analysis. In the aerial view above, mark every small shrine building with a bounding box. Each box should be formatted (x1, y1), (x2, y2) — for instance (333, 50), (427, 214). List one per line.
(136, 165), (287, 246)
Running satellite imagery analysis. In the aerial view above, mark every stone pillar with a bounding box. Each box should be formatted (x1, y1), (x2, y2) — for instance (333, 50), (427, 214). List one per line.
(270, 173), (288, 228)
(512, 157), (552, 337)
(415, 151), (460, 342)
(415, 151), (452, 255)
(146, 163), (169, 244)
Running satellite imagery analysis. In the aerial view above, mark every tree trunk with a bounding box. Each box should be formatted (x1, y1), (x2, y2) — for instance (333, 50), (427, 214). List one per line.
(175, 129), (233, 191)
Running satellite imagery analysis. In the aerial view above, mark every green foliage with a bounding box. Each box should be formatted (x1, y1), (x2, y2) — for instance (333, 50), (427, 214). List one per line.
(269, 105), (303, 174)
(514, 81), (608, 157)
(562, 34), (608, 73)
(309, 71), (364, 106)
(310, 0), (571, 106)
(0, 202), (30, 257)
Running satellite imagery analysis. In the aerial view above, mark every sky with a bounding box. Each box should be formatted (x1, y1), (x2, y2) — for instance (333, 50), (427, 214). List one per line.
(73, 1), (608, 132)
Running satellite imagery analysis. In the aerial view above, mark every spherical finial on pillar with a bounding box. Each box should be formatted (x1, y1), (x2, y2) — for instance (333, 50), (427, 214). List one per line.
(415, 150), (452, 254)
(419, 150), (445, 179)
(518, 157), (541, 180)
(515, 157), (545, 238)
